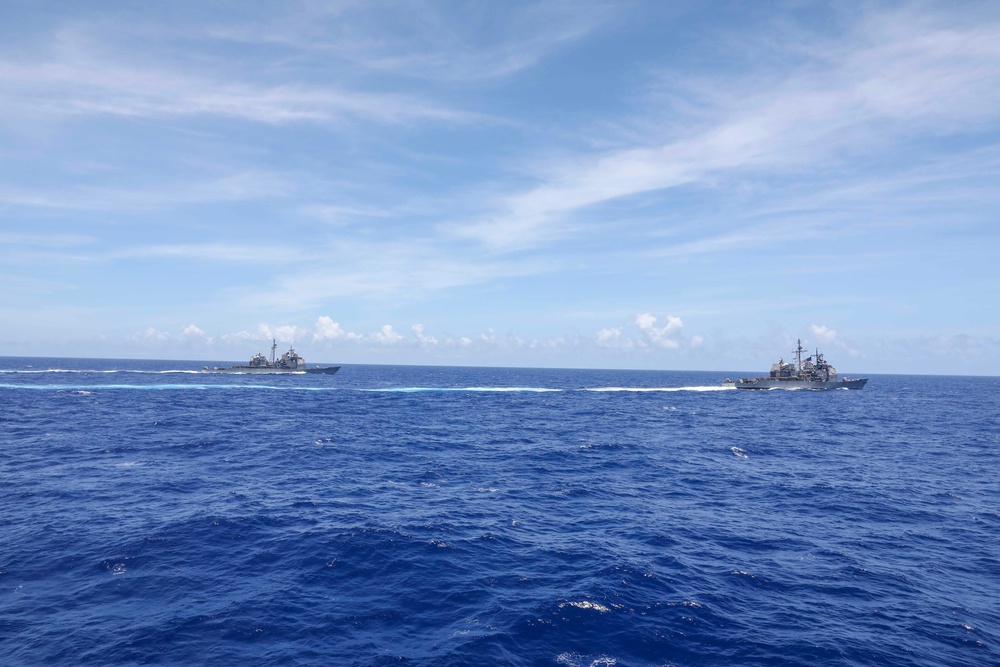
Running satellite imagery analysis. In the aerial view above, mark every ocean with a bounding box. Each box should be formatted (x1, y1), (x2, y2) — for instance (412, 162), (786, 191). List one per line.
(1, 357), (997, 666)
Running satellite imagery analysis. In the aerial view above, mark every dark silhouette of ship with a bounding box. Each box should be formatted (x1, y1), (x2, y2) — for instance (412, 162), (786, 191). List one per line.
(726, 339), (866, 390)
(204, 339), (340, 375)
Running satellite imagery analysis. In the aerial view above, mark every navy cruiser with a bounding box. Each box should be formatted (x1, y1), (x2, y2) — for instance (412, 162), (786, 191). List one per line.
(726, 339), (866, 390)
(204, 339), (341, 375)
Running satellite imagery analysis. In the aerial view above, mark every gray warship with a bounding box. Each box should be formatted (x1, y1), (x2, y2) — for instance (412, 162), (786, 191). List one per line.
(204, 339), (341, 375)
(727, 339), (866, 390)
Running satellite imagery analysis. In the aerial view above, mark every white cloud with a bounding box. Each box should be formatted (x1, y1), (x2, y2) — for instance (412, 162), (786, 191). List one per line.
(591, 314), (703, 352)
(257, 323), (304, 343)
(313, 316), (362, 341)
(412, 323), (438, 346)
(371, 324), (403, 345)
(300, 204), (390, 227)
(635, 313), (683, 349)
(0, 233), (95, 247)
(596, 327), (622, 345)
(0, 171), (293, 213)
(0, 58), (472, 127)
(204, 1), (618, 83)
(808, 324), (859, 356)
(244, 239), (556, 310)
(118, 242), (302, 263)
(130, 327), (169, 342)
(182, 324), (205, 337)
(451, 6), (1000, 252)
(535, 336), (566, 350)
(810, 324), (838, 344)
(221, 330), (253, 343)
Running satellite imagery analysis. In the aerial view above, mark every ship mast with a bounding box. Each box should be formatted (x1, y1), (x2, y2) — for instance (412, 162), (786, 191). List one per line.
(270, 338), (277, 365)
(795, 338), (804, 370)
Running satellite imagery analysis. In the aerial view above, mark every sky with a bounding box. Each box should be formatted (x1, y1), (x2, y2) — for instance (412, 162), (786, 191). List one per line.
(1, 0), (999, 375)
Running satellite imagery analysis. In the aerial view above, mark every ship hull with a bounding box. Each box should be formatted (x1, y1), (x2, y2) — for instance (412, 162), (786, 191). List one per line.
(205, 365), (341, 375)
(734, 378), (867, 390)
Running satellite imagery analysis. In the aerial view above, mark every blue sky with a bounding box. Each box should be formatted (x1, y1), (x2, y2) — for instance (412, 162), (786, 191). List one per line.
(2, 1), (998, 374)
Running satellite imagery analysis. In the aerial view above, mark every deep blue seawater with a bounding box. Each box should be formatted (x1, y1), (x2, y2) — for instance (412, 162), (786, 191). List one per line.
(2, 357), (998, 666)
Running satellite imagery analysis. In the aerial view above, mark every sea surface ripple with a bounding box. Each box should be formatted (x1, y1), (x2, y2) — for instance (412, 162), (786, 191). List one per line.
(1, 358), (998, 666)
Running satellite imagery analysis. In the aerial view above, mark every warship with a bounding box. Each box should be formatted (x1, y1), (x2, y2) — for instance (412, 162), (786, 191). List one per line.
(203, 339), (341, 375)
(726, 339), (866, 390)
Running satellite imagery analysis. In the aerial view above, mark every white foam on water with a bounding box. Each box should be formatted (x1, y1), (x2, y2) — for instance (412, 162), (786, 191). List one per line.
(0, 369), (203, 374)
(585, 385), (734, 392)
(0, 369), (104, 374)
(559, 600), (611, 613)
(1, 383), (343, 391)
(363, 386), (562, 393)
(209, 370), (306, 375)
(556, 654), (617, 667)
